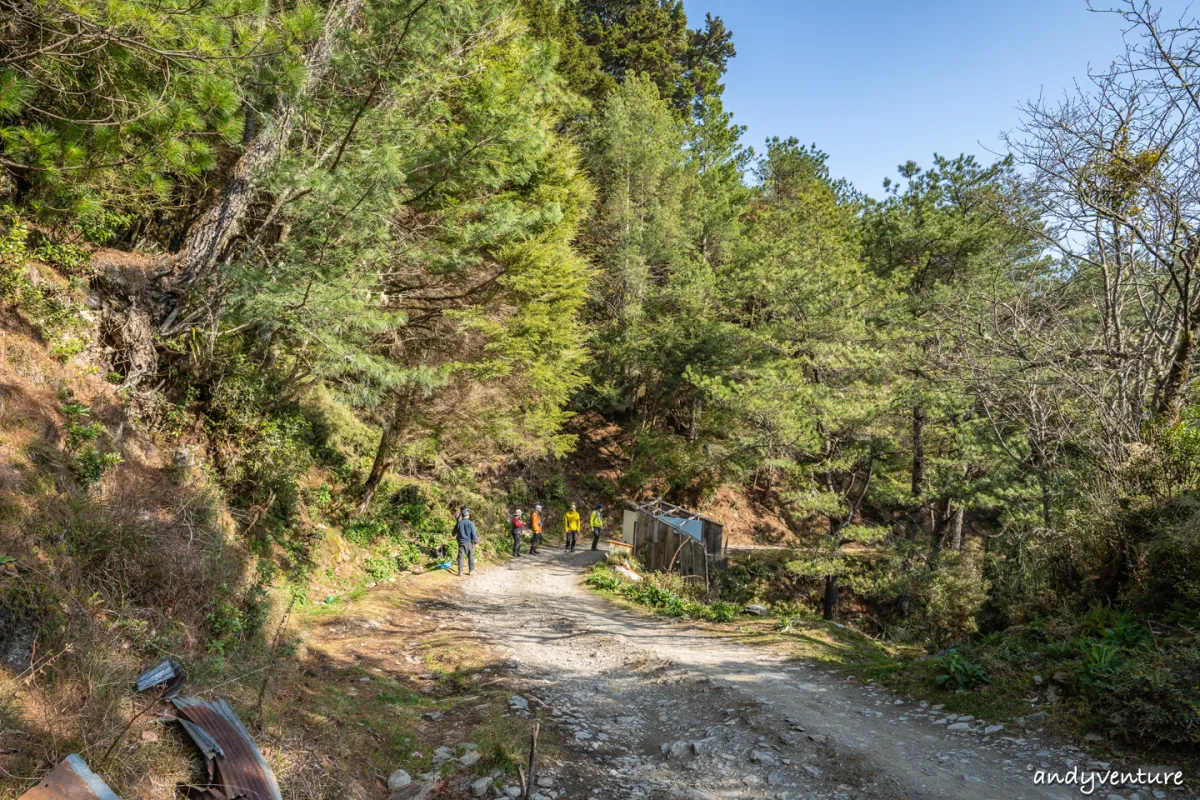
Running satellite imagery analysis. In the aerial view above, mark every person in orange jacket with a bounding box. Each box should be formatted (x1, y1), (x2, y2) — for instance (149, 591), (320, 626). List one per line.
(530, 504), (544, 554)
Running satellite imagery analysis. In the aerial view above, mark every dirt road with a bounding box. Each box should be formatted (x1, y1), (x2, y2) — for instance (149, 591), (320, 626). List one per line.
(444, 548), (1184, 800)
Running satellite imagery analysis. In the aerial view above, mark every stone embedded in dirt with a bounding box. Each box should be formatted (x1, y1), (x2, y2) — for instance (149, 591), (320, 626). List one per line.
(503, 786), (521, 799)
(955, 715), (974, 722)
(983, 724), (1004, 735)
(931, 704), (944, 711)
(575, 730), (593, 740)
(422, 711), (443, 721)
(458, 742), (479, 752)
(509, 695), (530, 711)
(749, 749), (780, 766)
(807, 734), (826, 743)
(1084, 732), (1104, 742)
(470, 777), (492, 797)
(387, 769), (412, 790)
(458, 751), (481, 767)
(615, 715), (636, 725)
(779, 732), (800, 746)
(690, 737), (718, 755)
(431, 746), (454, 762)
(743, 604), (768, 616)
(531, 794), (552, 800)
(741, 774), (763, 787)
(536, 775), (553, 788)
(665, 740), (690, 758)
(947, 722), (971, 731)
(1028, 711), (1047, 720)
(1051, 671), (1071, 685)
(805, 765), (821, 778)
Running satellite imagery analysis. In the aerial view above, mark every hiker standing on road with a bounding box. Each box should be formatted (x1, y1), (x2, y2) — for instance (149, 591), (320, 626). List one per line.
(589, 504), (605, 551)
(510, 509), (525, 557)
(563, 503), (580, 552)
(454, 509), (477, 576)
(530, 504), (544, 554)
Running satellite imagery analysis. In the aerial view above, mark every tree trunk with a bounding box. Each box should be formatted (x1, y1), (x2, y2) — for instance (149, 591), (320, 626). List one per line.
(910, 404), (925, 496)
(822, 575), (838, 621)
(949, 506), (964, 552)
(358, 391), (412, 515)
(1039, 467), (1052, 530)
(175, 0), (364, 286)
(1155, 314), (1200, 422)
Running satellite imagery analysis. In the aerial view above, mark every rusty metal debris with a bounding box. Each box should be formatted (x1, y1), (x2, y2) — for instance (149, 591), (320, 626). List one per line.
(135, 658), (184, 699)
(171, 696), (282, 800)
(17, 754), (121, 800)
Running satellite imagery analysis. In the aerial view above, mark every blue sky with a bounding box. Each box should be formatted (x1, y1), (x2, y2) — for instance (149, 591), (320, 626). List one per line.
(680, 1), (1188, 197)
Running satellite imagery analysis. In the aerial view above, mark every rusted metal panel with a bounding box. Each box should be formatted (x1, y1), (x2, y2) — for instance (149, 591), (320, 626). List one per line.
(18, 754), (121, 800)
(171, 697), (282, 800)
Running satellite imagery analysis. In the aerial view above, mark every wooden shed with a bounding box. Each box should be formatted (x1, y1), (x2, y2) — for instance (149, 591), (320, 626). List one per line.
(621, 498), (726, 587)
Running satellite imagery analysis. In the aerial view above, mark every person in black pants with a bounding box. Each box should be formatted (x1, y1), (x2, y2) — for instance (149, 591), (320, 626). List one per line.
(589, 504), (605, 551)
(530, 504), (544, 554)
(564, 503), (580, 552)
(510, 509), (525, 557)
(454, 510), (477, 576)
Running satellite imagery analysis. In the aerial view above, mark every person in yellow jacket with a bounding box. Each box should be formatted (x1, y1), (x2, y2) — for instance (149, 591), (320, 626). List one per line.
(563, 503), (581, 552)
(589, 504), (605, 551)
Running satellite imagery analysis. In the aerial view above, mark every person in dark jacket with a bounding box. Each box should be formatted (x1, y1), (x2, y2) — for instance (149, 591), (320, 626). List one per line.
(454, 509), (478, 576)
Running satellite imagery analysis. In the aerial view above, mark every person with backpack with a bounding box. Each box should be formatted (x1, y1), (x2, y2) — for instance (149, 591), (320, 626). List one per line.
(530, 504), (544, 554)
(563, 503), (581, 552)
(454, 509), (478, 576)
(510, 509), (525, 557)
(589, 504), (605, 551)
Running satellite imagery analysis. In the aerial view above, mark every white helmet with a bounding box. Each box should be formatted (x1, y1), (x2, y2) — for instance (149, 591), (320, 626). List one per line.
(514, 509), (523, 516)
(535, 504), (542, 510)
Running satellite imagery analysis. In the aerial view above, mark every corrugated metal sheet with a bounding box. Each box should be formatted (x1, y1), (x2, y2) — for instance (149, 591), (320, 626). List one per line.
(171, 697), (281, 800)
(18, 754), (122, 800)
(135, 659), (184, 698)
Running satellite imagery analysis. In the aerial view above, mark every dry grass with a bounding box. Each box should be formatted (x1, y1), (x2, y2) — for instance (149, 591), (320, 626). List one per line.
(0, 308), (540, 799)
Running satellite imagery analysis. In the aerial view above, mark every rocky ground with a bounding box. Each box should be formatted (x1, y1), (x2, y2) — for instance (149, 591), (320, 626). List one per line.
(428, 548), (1196, 800)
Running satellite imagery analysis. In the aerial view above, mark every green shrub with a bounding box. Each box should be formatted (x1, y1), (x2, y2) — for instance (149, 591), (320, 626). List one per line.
(934, 650), (989, 690)
(32, 239), (90, 274)
(1079, 601), (1150, 648)
(705, 601), (738, 622)
(1074, 640), (1123, 694)
(60, 399), (121, 486)
(365, 555), (396, 581)
(1089, 646), (1200, 746)
(586, 565), (624, 592)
